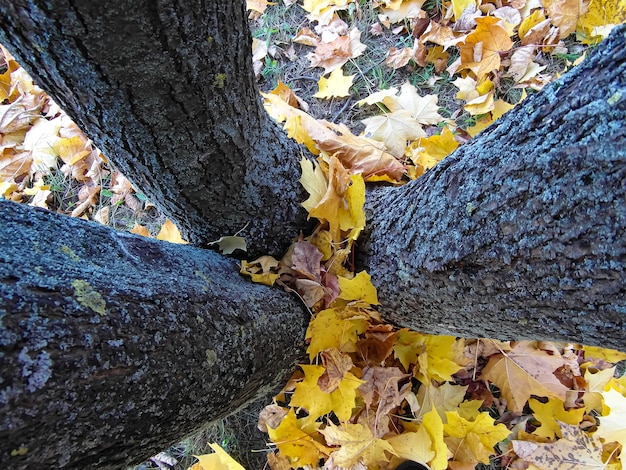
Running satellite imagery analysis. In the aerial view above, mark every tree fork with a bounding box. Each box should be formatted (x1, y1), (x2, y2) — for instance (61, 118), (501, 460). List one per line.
(0, 0), (310, 256)
(0, 200), (309, 469)
(362, 25), (626, 351)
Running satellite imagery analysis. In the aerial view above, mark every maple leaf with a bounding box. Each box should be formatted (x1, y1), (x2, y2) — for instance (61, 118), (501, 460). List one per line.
(422, 407), (449, 470)
(444, 410), (511, 466)
(0, 95), (42, 133)
(240, 255), (280, 286)
(320, 422), (397, 468)
(313, 67), (354, 99)
(505, 46), (548, 85)
(394, 330), (463, 382)
(289, 364), (363, 422)
(451, 0), (475, 21)
(583, 345), (626, 363)
(528, 397), (586, 439)
(458, 17), (513, 78)
(299, 157), (327, 212)
(513, 423), (608, 469)
(289, 239), (339, 308)
(308, 156), (366, 242)
(266, 409), (330, 468)
(265, 93), (405, 181)
(406, 127), (459, 178)
(386, 425), (435, 464)
(595, 388), (626, 446)
(379, 0), (425, 23)
(23, 117), (62, 169)
(577, 0), (626, 44)
(155, 219), (187, 244)
(416, 381), (469, 420)
(479, 340), (570, 413)
(308, 28), (366, 74)
(315, 122), (405, 182)
(378, 82), (444, 126)
(305, 307), (369, 360)
(189, 443), (245, 470)
(337, 270), (379, 306)
(544, 0), (590, 38)
(317, 348), (354, 393)
(362, 109), (426, 157)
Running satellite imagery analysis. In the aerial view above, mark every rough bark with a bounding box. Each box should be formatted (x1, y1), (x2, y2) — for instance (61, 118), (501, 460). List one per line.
(0, 199), (308, 469)
(361, 25), (626, 351)
(0, 0), (310, 256)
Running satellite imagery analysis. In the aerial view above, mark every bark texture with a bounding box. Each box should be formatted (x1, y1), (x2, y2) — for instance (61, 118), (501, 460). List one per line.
(0, 200), (308, 469)
(362, 26), (626, 351)
(0, 0), (309, 256)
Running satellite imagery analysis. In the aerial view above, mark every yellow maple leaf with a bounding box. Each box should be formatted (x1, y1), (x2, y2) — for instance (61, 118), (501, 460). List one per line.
(406, 127), (459, 178)
(320, 422), (397, 467)
(299, 157), (328, 213)
(582, 345), (626, 363)
(156, 219), (187, 244)
(387, 424), (435, 464)
(188, 443), (245, 470)
(479, 341), (570, 413)
(416, 382), (469, 420)
(466, 99), (516, 137)
(444, 410), (511, 465)
(130, 223), (150, 237)
(451, 0), (475, 21)
(544, 0), (590, 38)
(394, 330), (463, 382)
(422, 407), (450, 470)
(305, 307), (369, 360)
(308, 156), (366, 242)
(518, 10), (548, 42)
(577, 0), (626, 44)
(285, 115), (318, 153)
(337, 271), (379, 305)
(289, 364), (363, 422)
(266, 409), (330, 468)
(528, 397), (586, 439)
(458, 16), (513, 78)
(52, 136), (91, 165)
(313, 67), (354, 99)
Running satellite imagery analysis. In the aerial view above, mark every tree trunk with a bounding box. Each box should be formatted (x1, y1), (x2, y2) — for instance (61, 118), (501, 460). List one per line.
(361, 25), (626, 351)
(0, 200), (308, 469)
(0, 0), (310, 256)
(1, 0), (626, 466)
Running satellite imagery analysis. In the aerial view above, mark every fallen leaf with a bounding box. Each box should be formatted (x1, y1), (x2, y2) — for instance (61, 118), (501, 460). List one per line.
(458, 16), (513, 78)
(513, 423), (607, 469)
(156, 219), (187, 244)
(189, 443), (245, 470)
(444, 410), (511, 466)
(480, 340), (570, 413)
(290, 364), (363, 422)
(320, 422), (397, 468)
(528, 397), (586, 439)
(305, 307), (369, 360)
(266, 409), (329, 468)
(313, 67), (354, 99)
(362, 109), (426, 157)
